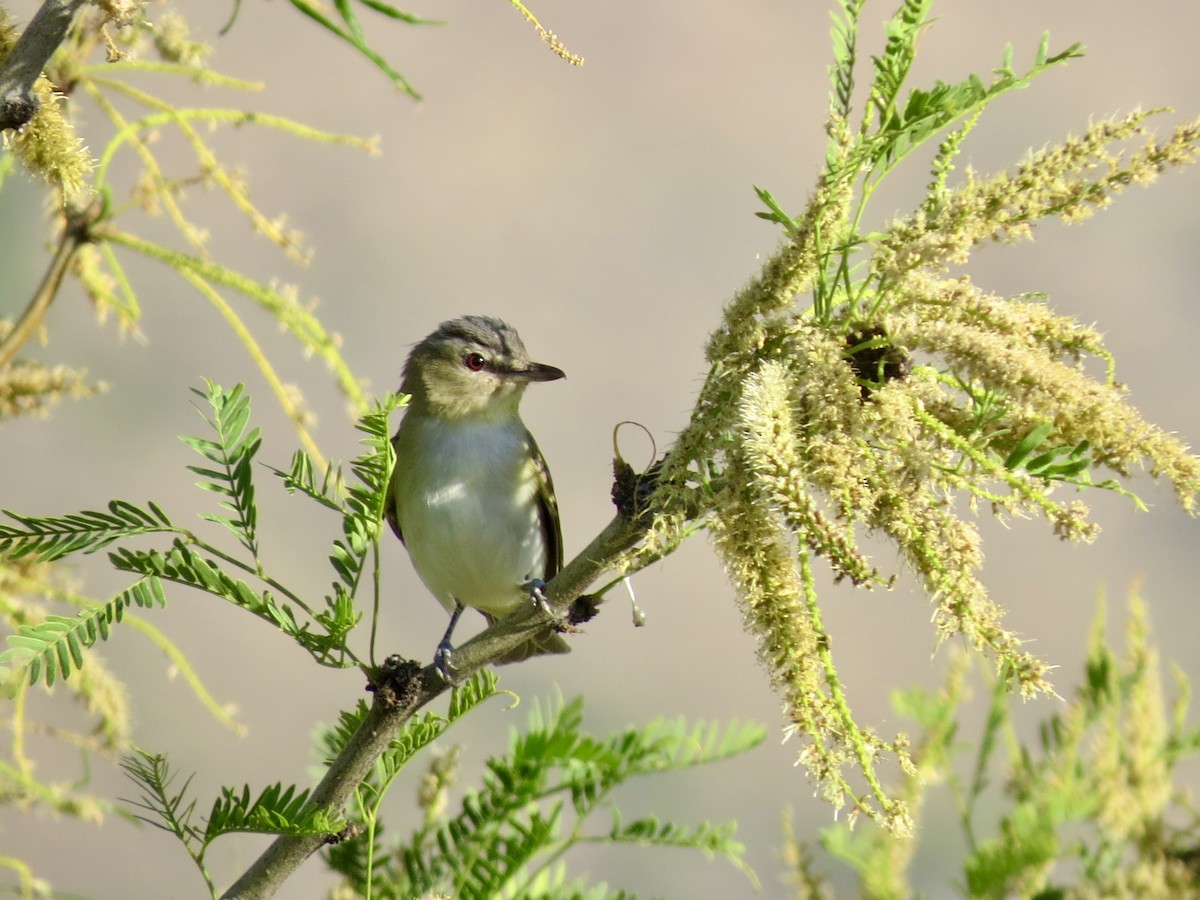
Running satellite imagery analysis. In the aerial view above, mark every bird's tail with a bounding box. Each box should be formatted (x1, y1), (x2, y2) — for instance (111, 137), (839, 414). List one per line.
(492, 630), (571, 664)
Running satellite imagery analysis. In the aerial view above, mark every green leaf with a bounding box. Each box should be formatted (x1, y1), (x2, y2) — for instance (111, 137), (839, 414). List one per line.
(317, 700), (371, 762)
(323, 392), (403, 600)
(863, 31), (1084, 188)
(317, 698), (454, 790)
(377, 694), (765, 898)
(868, 0), (934, 132)
(827, 0), (866, 119)
(182, 380), (262, 560)
(636, 717), (769, 771)
(0, 499), (175, 561)
(120, 749), (203, 845)
(609, 814), (758, 888)
(357, 0), (433, 24)
(287, 0), (431, 98)
(1003, 423), (1054, 470)
(753, 184), (797, 234)
(964, 816), (1059, 896)
(374, 713), (451, 786)
(204, 782), (343, 844)
(1003, 428), (1118, 492)
(108, 541), (297, 635)
(270, 450), (343, 511)
(3, 578), (167, 686)
(447, 668), (501, 722)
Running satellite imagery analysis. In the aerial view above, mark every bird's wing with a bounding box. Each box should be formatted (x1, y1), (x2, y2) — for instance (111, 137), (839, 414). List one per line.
(528, 430), (563, 579)
(383, 433), (404, 545)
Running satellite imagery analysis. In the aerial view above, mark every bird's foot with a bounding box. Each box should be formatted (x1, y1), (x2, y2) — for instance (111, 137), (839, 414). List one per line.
(523, 578), (575, 633)
(433, 639), (456, 683)
(524, 578), (554, 615)
(433, 601), (465, 682)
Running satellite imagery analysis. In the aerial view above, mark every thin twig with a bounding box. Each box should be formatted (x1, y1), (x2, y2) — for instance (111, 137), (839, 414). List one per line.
(0, 196), (101, 367)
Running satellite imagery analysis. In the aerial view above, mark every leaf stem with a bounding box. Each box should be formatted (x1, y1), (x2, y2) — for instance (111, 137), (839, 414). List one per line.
(187, 535), (317, 620)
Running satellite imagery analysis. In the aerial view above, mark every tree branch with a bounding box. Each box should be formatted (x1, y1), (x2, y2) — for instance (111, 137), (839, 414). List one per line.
(0, 0), (88, 132)
(221, 505), (652, 898)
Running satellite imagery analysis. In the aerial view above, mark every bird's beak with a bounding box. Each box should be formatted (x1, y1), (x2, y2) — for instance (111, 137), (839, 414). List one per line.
(517, 361), (566, 383)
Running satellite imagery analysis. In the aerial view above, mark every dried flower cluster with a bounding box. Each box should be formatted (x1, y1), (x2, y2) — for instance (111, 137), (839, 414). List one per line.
(0, 316), (105, 419)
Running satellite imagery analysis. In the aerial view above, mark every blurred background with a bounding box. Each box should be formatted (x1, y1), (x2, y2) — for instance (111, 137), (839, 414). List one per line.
(2, 1), (1199, 896)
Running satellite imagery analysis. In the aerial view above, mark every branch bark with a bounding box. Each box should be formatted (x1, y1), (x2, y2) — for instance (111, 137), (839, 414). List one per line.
(220, 507), (651, 899)
(0, 0), (88, 132)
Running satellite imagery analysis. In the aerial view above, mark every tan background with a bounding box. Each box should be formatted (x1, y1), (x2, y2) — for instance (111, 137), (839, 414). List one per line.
(3, 2), (1199, 896)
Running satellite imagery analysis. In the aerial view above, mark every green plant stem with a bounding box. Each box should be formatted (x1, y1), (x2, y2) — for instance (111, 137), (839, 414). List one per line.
(369, 541), (382, 668)
(175, 268), (328, 469)
(122, 613), (247, 736)
(509, 801), (594, 897)
(187, 536), (318, 620)
(0, 855), (40, 899)
(0, 204), (93, 368)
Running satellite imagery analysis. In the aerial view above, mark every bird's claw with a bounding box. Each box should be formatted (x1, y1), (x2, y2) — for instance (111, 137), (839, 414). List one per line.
(432, 600), (465, 682)
(433, 640), (456, 683)
(524, 578), (555, 617)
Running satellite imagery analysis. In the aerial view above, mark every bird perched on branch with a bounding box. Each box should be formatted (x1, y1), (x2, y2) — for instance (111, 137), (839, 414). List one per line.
(385, 315), (570, 678)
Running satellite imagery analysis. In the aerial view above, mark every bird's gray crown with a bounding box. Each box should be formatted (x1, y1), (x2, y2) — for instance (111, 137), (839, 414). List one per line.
(422, 315), (528, 368)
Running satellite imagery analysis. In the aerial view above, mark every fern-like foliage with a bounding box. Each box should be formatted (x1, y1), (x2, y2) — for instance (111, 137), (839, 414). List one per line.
(204, 782), (343, 842)
(807, 4), (1085, 318)
(330, 393), (401, 601)
(444, 666), (503, 720)
(828, 0), (867, 120)
(866, 32), (1083, 193)
(608, 813), (751, 873)
(272, 448), (344, 512)
(855, 3), (1084, 186)
(317, 671), (502, 895)
(960, 595), (1200, 896)
(325, 692), (766, 898)
(2, 381), (407, 686)
(181, 380), (262, 563)
(120, 749), (217, 896)
(0, 499), (176, 561)
(105, 536), (350, 668)
(121, 748), (343, 894)
(2, 577), (166, 686)
(788, 593), (1200, 896)
(109, 541), (290, 627)
(866, 0), (931, 132)
(274, 391), (403, 649)
(319, 670), (498, 774)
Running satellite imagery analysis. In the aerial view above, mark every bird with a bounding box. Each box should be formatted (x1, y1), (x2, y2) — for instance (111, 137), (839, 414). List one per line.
(384, 315), (570, 678)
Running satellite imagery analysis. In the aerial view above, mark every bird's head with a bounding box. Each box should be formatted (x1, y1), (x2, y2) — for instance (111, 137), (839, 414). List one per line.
(400, 315), (565, 420)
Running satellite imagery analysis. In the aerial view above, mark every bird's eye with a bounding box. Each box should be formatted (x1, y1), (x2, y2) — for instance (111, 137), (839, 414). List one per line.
(464, 352), (486, 372)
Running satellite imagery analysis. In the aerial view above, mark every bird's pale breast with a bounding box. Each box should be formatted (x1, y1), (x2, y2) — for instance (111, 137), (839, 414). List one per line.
(393, 416), (547, 618)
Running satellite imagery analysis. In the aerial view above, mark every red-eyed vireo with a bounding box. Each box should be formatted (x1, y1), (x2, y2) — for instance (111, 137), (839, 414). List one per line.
(385, 316), (570, 677)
